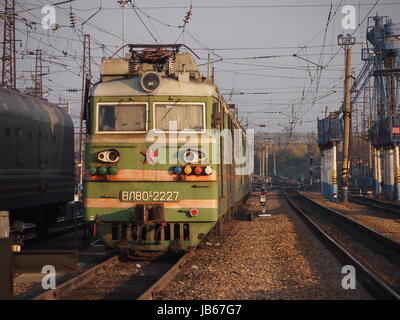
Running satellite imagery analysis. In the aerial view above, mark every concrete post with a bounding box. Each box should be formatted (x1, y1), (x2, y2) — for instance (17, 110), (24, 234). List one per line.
(332, 143), (338, 201)
(373, 148), (378, 195)
(389, 148), (395, 200)
(395, 145), (400, 201)
(0, 211), (10, 238)
(377, 149), (382, 195)
(261, 148), (265, 176)
(382, 149), (387, 196)
(320, 150), (324, 196)
(0, 211), (13, 300)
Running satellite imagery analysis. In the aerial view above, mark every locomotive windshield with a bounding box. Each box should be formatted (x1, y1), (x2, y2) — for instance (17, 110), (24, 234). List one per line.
(154, 103), (204, 132)
(97, 103), (147, 132)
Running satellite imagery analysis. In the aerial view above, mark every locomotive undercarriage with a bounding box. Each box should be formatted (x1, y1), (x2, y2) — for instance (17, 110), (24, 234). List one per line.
(94, 197), (249, 257)
(93, 204), (196, 255)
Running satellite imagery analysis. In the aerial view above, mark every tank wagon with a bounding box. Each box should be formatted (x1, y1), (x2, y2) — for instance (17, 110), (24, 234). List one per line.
(0, 87), (75, 232)
(84, 44), (252, 252)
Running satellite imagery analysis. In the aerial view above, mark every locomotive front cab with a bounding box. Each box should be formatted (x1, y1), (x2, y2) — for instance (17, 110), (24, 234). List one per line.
(83, 45), (250, 253)
(83, 49), (224, 251)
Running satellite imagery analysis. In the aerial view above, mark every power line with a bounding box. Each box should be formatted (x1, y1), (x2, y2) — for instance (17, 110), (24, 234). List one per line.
(69, 2), (399, 10)
(130, 4), (159, 43)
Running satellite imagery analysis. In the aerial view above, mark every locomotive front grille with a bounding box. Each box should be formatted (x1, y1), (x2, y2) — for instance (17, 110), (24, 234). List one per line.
(111, 222), (190, 243)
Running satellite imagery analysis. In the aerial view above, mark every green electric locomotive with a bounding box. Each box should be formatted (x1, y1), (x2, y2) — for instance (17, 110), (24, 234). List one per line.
(84, 44), (252, 252)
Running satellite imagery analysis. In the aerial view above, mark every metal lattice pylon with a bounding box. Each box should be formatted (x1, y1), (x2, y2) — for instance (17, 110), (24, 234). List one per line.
(78, 34), (91, 193)
(33, 49), (43, 98)
(1, 0), (16, 89)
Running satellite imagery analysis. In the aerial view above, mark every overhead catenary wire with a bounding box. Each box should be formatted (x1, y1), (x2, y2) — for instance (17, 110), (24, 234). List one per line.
(130, 3), (159, 43)
(9, 0), (392, 133)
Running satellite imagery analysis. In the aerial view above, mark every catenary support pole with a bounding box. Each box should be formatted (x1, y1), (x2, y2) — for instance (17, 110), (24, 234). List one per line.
(338, 34), (356, 203)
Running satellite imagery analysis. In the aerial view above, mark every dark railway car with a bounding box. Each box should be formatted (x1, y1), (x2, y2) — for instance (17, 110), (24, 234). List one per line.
(0, 87), (75, 231)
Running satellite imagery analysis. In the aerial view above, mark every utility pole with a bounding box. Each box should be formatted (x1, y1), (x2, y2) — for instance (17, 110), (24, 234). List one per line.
(368, 115), (373, 179)
(66, 99), (72, 114)
(33, 49), (43, 98)
(338, 34), (356, 203)
(265, 146), (269, 177)
(118, 0), (132, 56)
(78, 34), (91, 199)
(310, 154), (313, 187)
(273, 153), (277, 176)
(307, 142), (314, 187)
(1, 0), (16, 89)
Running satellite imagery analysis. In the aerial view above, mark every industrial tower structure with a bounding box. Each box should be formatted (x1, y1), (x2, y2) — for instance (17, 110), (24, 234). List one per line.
(33, 49), (43, 98)
(318, 14), (400, 202)
(367, 16), (400, 200)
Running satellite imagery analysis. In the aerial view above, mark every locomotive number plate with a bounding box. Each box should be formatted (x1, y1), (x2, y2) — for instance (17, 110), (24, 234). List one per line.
(120, 191), (179, 202)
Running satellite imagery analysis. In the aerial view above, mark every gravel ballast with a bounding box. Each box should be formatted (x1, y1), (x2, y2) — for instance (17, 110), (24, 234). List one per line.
(290, 191), (400, 290)
(157, 191), (371, 300)
(304, 192), (400, 243)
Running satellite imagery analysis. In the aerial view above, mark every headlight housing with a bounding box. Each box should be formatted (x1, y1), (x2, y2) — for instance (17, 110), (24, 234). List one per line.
(97, 149), (120, 163)
(140, 71), (161, 92)
(180, 149), (206, 164)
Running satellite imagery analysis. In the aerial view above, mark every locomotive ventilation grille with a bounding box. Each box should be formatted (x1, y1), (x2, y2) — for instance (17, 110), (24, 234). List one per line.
(111, 223), (190, 242)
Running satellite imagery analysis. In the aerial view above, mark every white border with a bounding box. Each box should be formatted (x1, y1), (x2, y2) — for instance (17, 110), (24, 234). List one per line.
(95, 102), (149, 134)
(153, 102), (206, 134)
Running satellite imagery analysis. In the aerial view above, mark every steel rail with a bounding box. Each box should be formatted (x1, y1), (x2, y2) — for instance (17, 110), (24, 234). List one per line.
(137, 248), (196, 300)
(290, 188), (400, 254)
(279, 185), (400, 300)
(349, 194), (400, 215)
(22, 219), (85, 245)
(33, 248), (196, 300)
(33, 254), (119, 300)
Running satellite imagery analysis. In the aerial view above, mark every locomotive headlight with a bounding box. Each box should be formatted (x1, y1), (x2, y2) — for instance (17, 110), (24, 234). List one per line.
(184, 165), (192, 175)
(194, 165), (203, 175)
(173, 165), (183, 175)
(88, 167), (97, 175)
(98, 166), (107, 175)
(181, 149), (206, 164)
(140, 71), (161, 92)
(97, 149), (120, 163)
(109, 166), (118, 175)
(183, 149), (196, 163)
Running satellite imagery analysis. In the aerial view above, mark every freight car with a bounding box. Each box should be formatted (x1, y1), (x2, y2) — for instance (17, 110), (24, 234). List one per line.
(84, 44), (252, 253)
(0, 87), (75, 234)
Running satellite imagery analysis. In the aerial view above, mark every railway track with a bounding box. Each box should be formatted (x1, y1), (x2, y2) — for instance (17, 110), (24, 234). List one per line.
(33, 249), (196, 300)
(279, 184), (400, 300)
(349, 194), (400, 215)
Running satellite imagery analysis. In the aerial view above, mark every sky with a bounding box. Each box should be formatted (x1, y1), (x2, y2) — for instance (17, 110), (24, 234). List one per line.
(4, 0), (400, 133)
